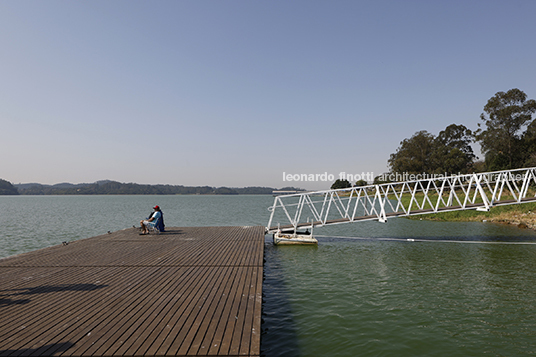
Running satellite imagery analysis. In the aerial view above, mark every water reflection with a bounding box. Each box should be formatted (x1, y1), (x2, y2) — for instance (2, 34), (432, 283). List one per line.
(261, 238), (302, 357)
(263, 219), (536, 356)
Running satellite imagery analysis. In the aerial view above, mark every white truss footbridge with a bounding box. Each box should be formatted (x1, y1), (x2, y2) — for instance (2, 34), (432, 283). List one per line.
(266, 167), (536, 233)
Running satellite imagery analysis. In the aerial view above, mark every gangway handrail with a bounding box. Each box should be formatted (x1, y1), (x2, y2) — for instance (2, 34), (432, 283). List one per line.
(266, 167), (536, 233)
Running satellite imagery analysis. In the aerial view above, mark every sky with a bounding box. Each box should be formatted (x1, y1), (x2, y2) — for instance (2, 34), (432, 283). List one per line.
(1, 1), (536, 190)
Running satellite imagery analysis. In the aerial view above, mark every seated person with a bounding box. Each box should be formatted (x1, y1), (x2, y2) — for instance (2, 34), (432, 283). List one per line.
(140, 205), (164, 234)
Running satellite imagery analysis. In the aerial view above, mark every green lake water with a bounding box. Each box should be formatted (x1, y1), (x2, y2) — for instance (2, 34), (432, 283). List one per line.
(1, 195), (536, 356)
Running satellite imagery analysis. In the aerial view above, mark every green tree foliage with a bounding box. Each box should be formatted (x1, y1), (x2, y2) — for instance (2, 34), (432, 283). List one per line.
(331, 179), (351, 189)
(521, 118), (536, 167)
(388, 130), (436, 174)
(433, 124), (475, 174)
(476, 88), (536, 170)
(354, 179), (368, 187)
(472, 160), (486, 173)
(388, 124), (475, 175)
(0, 179), (19, 195)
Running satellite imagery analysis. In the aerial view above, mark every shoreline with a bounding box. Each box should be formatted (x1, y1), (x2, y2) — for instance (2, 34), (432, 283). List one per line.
(409, 201), (536, 230)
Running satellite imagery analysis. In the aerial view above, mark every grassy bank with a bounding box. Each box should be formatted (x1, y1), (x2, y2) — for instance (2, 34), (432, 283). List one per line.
(408, 201), (536, 229)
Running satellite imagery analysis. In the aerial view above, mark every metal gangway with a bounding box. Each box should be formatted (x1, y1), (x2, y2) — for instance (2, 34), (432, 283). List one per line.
(266, 167), (536, 234)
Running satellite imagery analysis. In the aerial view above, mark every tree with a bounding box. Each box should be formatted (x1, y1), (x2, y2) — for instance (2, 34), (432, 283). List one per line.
(521, 119), (536, 167)
(476, 89), (536, 170)
(354, 179), (368, 187)
(389, 124), (475, 177)
(472, 160), (486, 173)
(432, 124), (475, 174)
(388, 130), (436, 174)
(331, 179), (351, 190)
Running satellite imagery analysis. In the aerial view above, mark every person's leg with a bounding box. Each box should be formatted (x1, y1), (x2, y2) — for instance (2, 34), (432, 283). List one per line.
(140, 220), (148, 234)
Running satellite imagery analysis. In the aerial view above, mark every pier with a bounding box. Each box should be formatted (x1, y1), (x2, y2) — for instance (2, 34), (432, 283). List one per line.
(0, 226), (264, 357)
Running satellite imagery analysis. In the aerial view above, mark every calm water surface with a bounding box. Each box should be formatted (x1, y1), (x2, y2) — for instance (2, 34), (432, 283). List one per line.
(2, 195), (536, 356)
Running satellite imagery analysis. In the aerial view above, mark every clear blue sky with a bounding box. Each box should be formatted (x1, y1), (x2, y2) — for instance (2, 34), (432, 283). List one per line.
(1, 0), (535, 190)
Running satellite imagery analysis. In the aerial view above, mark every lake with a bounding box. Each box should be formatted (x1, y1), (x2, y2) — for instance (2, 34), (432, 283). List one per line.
(2, 195), (536, 356)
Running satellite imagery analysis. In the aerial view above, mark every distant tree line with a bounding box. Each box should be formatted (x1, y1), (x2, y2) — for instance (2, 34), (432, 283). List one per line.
(2, 180), (304, 195)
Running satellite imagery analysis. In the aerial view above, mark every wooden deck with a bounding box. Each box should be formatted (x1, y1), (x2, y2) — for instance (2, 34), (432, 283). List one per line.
(0, 226), (265, 357)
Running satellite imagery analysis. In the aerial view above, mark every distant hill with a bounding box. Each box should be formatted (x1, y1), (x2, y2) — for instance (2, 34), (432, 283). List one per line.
(0, 179), (19, 195)
(13, 180), (305, 195)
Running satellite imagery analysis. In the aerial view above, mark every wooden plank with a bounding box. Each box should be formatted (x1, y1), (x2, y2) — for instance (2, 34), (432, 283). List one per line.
(191, 267), (241, 355)
(0, 226), (264, 357)
(87, 267), (204, 356)
(249, 267), (263, 355)
(108, 267), (210, 356)
(30, 267), (162, 355)
(109, 266), (220, 355)
(62, 267), (187, 356)
(209, 265), (249, 355)
(183, 266), (236, 356)
(165, 265), (235, 356)
(1, 267), (112, 353)
(10, 266), (160, 356)
(229, 266), (254, 355)
(240, 266), (261, 356)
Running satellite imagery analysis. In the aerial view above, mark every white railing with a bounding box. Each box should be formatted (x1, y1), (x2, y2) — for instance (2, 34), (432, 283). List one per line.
(266, 167), (536, 233)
